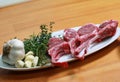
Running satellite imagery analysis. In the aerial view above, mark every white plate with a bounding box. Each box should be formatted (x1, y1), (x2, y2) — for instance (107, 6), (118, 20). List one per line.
(0, 26), (120, 71)
(0, 0), (31, 8)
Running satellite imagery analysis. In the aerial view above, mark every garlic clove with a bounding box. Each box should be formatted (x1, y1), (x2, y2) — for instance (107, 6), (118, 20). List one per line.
(15, 60), (25, 68)
(25, 51), (34, 57)
(33, 56), (39, 67)
(25, 61), (32, 68)
(25, 55), (34, 62)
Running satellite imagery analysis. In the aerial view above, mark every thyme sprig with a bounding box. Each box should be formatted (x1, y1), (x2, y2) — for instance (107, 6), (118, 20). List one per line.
(23, 22), (54, 66)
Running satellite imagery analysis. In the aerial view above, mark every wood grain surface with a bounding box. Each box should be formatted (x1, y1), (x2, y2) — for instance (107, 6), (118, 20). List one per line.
(0, 0), (120, 82)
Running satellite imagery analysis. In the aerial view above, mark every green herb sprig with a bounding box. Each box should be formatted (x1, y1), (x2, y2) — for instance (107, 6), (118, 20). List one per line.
(23, 22), (54, 66)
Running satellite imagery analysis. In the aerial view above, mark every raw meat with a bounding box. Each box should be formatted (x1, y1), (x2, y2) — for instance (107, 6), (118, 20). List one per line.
(74, 24), (98, 59)
(64, 28), (79, 41)
(63, 29), (81, 57)
(48, 20), (118, 68)
(48, 37), (64, 49)
(96, 20), (118, 42)
(48, 38), (70, 67)
(77, 24), (98, 36)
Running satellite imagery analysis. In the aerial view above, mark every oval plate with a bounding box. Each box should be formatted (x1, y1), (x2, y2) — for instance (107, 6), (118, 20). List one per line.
(0, 26), (120, 71)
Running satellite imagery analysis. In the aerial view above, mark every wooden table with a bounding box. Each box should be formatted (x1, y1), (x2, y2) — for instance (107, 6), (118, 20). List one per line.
(0, 0), (120, 82)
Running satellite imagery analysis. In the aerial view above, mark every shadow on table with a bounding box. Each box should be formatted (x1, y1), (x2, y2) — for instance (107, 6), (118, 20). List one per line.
(116, 37), (120, 58)
(0, 39), (120, 82)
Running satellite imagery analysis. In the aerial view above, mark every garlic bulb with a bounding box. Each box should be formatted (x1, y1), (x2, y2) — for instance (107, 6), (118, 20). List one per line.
(2, 39), (25, 65)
